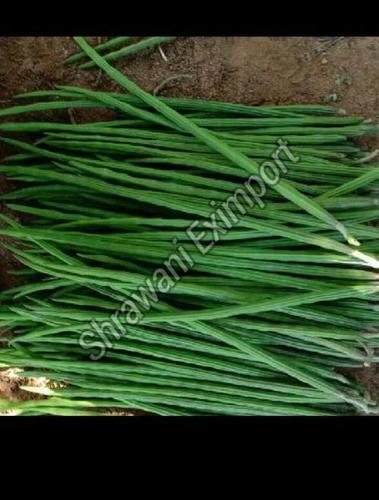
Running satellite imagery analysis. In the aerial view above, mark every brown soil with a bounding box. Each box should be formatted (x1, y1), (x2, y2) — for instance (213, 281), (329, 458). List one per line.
(0, 36), (378, 410)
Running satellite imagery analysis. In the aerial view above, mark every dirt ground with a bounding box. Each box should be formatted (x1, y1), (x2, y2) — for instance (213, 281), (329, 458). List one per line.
(0, 36), (378, 410)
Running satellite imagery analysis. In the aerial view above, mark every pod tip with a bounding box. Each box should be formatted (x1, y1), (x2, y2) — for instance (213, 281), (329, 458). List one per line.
(20, 385), (55, 396)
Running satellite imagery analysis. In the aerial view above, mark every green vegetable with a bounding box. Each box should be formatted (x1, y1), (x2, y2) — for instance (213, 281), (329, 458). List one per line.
(79, 37), (177, 69)
(0, 37), (378, 416)
(63, 36), (132, 65)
